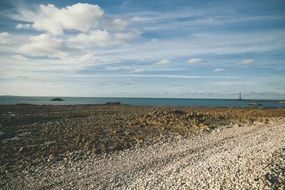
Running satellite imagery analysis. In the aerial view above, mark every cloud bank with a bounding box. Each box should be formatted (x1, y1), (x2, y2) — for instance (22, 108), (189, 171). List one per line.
(19, 34), (73, 58)
(0, 1), (284, 98)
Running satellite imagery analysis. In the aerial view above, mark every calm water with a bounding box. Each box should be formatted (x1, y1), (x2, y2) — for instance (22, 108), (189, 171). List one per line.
(0, 96), (284, 108)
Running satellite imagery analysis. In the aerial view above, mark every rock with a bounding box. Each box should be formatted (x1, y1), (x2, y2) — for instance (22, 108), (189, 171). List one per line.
(44, 141), (56, 146)
(105, 102), (121, 105)
(50, 98), (64, 101)
(47, 155), (54, 162)
(19, 147), (24, 152)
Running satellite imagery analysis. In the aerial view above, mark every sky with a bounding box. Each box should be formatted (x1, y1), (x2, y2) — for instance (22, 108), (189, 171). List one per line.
(0, 0), (284, 99)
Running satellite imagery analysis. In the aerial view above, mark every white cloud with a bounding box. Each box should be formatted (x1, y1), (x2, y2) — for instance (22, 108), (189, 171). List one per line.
(79, 52), (97, 62)
(111, 18), (129, 30)
(214, 68), (225, 72)
(212, 81), (247, 86)
(19, 34), (73, 58)
(11, 54), (29, 61)
(151, 38), (158, 42)
(16, 23), (31, 29)
(154, 59), (171, 65)
(72, 30), (110, 46)
(131, 16), (147, 22)
(114, 32), (139, 43)
(13, 3), (134, 36)
(94, 30), (285, 63)
(22, 3), (104, 35)
(241, 59), (254, 64)
(129, 68), (145, 73)
(0, 32), (9, 44)
(187, 58), (202, 64)
(71, 30), (139, 46)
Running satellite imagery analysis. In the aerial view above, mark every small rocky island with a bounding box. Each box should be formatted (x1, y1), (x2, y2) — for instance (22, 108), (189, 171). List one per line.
(105, 102), (121, 105)
(50, 98), (64, 101)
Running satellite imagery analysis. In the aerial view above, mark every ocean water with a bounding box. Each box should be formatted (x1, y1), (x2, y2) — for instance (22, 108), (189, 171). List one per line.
(0, 96), (284, 108)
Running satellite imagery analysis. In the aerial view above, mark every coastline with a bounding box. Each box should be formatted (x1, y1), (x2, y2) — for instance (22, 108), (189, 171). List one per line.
(0, 96), (284, 108)
(1, 104), (285, 189)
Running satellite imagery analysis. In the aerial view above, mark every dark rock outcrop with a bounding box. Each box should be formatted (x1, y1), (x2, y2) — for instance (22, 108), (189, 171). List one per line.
(105, 102), (121, 105)
(50, 98), (64, 101)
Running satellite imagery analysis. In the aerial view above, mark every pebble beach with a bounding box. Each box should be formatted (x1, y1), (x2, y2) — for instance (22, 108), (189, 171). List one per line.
(1, 104), (284, 189)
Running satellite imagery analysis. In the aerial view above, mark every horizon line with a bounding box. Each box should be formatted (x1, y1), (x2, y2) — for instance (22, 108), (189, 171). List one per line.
(0, 95), (284, 101)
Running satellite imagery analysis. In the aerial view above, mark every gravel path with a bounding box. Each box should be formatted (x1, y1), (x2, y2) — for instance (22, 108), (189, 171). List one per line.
(5, 119), (285, 189)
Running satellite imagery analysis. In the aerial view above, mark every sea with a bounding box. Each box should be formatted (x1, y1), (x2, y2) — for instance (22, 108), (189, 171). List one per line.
(0, 96), (284, 108)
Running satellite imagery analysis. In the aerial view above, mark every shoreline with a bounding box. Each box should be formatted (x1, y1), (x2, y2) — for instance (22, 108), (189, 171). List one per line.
(1, 94), (284, 101)
(0, 96), (284, 108)
(0, 103), (284, 109)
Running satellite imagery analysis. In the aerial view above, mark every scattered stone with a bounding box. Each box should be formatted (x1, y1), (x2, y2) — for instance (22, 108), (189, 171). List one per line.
(44, 141), (56, 146)
(2, 118), (284, 189)
(0, 104), (284, 189)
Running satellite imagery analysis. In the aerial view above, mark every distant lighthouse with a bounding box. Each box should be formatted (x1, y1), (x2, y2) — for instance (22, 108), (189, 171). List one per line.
(238, 93), (242, 100)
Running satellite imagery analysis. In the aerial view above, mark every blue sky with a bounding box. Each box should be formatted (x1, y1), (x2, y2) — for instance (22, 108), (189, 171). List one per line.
(0, 0), (284, 99)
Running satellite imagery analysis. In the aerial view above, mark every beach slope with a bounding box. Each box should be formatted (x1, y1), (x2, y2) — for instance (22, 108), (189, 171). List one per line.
(1, 105), (284, 189)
